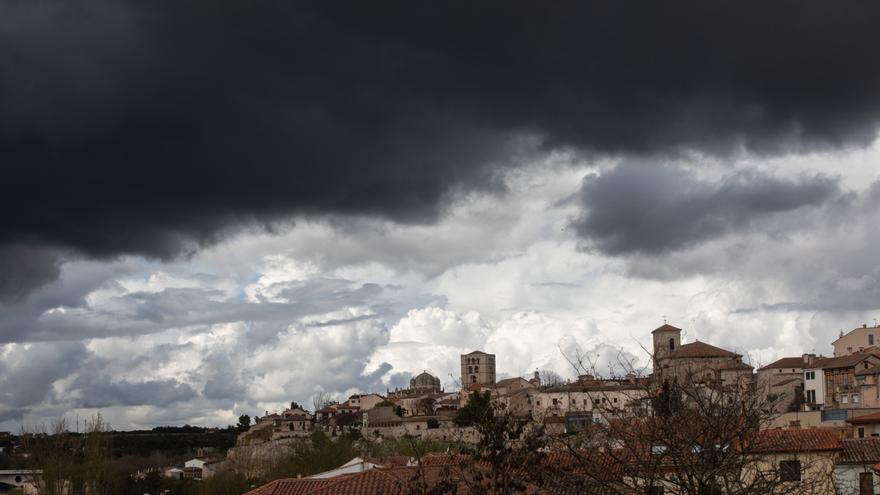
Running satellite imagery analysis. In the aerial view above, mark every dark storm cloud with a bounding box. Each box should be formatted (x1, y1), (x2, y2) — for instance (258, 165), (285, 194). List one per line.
(74, 377), (197, 409)
(0, 245), (64, 304)
(572, 164), (840, 255)
(3, 1), (880, 299)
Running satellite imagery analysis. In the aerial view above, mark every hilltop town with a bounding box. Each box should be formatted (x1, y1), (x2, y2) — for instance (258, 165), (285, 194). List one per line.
(230, 322), (880, 493)
(7, 322), (880, 494)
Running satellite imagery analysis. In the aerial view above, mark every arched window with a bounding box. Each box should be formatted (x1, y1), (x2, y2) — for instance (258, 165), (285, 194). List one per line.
(475, 366), (479, 372)
(669, 338), (675, 351)
(471, 375), (477, 383)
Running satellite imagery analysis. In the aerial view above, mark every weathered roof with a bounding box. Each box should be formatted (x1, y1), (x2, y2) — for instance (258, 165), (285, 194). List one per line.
(651, 323), (682, 334)
(847, 412), (880, 425)
(771, 377), (802, 388)
(245, 465), (481, 495)
(810, 353), (879, 370)
(718, 362), (754, 371)
(243, 477), (341, 495)
(758, 357), (807, 371)
(840, 438), (880, 464)
(667, 341), (740, 359)
(748, 428), (842, 453)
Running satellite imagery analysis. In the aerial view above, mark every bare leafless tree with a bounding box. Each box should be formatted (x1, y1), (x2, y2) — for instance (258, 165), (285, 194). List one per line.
(20, 413), (113, 495)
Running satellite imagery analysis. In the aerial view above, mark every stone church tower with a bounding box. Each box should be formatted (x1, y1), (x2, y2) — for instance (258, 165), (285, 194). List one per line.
(652, 323), (681, 373)
(461, 350), (496, 387)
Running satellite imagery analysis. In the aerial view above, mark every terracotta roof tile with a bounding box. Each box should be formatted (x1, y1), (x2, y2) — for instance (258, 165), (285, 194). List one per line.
(667, 341), (740, 359)
(841, 439), (880, 464)
(758, 357), (807, 371)
(810, 352), (880, 370)
(847, 412), (880, 424)
(651, 323), (682, 334)
(243, 478), (342, 495)
(749, 428), (842, 453)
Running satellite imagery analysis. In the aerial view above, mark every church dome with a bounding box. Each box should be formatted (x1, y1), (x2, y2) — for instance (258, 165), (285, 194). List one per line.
(410, 371), (441, 390)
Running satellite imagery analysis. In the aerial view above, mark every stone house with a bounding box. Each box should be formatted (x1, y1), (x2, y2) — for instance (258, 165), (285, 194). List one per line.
(531, 376), (648, 422)
(652, 324), (754, 388)
(346, 393), (385, 411)
(745, 428), (841, 495)
(834, 324), (880, 357)
(757, 355), (814, 411)
(816, 353), (880, 409)
(835, 438), (880, 495)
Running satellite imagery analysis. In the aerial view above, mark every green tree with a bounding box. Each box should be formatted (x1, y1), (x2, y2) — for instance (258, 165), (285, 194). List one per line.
(453, 391), (491, 426)
(237, 414), (252, 432)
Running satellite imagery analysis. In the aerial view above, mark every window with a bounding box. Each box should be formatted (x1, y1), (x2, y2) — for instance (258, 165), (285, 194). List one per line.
(859, 427), (866, 438)
(860, 472), (874, 495)
(855, 394), (861, 403)
(843, 394), (849, 404)
(536, 400), (541, 406)
(806, 390), (817, 403)
(871, 334), (875, 345)
(669, 338), (675, 351)
(471, 375), (477, 383)
(806, 371), (815, 380)
(474, 366), (479, 372)
(779, 460), (801, 482)
(552, 398), (558, 406)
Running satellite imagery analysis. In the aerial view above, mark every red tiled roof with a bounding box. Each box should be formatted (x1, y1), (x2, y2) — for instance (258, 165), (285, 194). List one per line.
(667, 341), (740, 359)
(840, 439), (880, 464)
(812, 352), (880, 370)
(758, 357), (807, 371)
(847, 412), (880, 425)
(243, 477), (340, 495)
(651, 323), (682, 334)
(748, 428), (842, 453)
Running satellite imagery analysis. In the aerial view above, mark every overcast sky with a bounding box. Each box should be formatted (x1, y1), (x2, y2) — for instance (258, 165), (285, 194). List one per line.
(3, 1), (880, 431)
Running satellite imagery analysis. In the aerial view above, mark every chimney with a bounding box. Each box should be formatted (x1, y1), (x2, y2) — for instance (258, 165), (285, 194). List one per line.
(802, 353), (815, 365)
